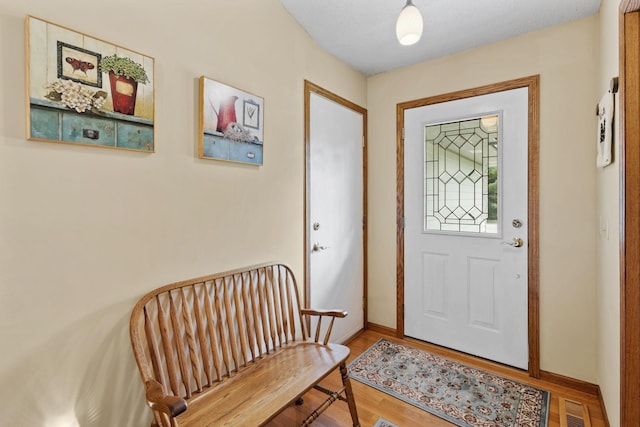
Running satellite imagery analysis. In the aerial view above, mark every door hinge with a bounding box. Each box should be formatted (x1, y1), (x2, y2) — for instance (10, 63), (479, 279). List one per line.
(401, 127), (405, 142)
(362, 135), (365, 149)
(402, 304), (405, 319)
(400, 216), (405, 229)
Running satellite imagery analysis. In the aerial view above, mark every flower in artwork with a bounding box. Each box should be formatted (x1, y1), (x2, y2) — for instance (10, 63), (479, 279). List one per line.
(44, 79), (107, 114)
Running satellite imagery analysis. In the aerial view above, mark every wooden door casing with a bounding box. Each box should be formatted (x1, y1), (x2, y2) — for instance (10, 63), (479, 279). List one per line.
(396, 76), (540, 377)
(619, 2), (640, 425)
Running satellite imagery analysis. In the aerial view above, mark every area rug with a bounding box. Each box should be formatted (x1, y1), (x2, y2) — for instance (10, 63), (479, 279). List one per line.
(348, 339), (549, 427)
(373, 418), (398, 427)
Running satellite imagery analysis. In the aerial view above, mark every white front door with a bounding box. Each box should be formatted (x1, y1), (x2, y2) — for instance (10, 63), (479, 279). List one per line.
(404, 87), (529, 369)
(307, 85), (366, 344)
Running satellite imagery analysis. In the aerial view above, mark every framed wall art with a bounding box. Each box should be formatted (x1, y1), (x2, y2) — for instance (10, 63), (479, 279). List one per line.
(26, 16), (155, 152)
(199, 76), (264, 165)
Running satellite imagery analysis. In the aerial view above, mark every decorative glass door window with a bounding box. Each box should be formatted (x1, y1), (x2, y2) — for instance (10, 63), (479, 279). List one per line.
(424, 114), (499, 234)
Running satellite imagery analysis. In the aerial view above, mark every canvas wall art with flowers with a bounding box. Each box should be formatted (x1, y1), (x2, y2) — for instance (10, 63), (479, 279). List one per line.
(26, 16), (155, 152)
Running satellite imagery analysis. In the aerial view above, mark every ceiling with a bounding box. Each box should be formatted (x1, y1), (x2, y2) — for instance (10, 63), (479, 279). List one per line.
(279, 0), (602, 76)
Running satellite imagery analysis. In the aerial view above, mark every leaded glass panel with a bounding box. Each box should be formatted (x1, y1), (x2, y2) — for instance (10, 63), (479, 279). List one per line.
(424, 115), (499, 234)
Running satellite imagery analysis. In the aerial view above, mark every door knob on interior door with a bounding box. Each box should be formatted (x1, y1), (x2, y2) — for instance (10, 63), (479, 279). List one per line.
(502, 237), (524, 248)
(312, 242), (329, 252)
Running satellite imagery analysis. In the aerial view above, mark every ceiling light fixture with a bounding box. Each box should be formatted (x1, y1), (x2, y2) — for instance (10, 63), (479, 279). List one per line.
(396, 0), (423, 46)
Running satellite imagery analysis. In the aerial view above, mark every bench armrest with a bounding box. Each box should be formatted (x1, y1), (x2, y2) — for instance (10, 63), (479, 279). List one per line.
(301, 308), (349, 345)
(300, 308), (347, 318)
(145, 380), (188, 418)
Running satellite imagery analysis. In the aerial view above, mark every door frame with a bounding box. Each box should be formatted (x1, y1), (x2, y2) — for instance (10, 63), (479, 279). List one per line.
(304, 80), (368, 329)
(396, 76), (540, 377)
(619, 2), (640, 424)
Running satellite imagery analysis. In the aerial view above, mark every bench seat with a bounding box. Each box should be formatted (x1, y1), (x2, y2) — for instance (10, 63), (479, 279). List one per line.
(179, 342), (349, 426)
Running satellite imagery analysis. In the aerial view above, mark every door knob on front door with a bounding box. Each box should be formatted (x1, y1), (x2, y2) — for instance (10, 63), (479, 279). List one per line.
(502, 237), (524, 248)
(312, 242), (329, 252)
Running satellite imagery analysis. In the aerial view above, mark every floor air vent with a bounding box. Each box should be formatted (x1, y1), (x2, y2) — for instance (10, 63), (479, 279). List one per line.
(559, 397), (591, 427)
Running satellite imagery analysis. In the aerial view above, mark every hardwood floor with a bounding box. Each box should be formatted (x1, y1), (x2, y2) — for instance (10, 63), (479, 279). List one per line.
(267, 330), (607, 427)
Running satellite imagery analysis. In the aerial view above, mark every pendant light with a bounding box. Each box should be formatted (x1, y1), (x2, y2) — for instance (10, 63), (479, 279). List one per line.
(396, 0), (423, 46)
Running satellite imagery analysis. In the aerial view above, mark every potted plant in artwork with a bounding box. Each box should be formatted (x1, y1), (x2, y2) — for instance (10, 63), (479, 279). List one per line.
(99, 55), (149, 115)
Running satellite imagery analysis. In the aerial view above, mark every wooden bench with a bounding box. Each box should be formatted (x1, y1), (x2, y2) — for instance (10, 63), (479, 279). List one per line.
(130, 262), (361, 427)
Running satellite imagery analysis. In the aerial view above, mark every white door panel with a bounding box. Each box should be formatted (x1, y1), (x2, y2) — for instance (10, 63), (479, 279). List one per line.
(405, 88), (528, 369)
(309, 91), (364, 344)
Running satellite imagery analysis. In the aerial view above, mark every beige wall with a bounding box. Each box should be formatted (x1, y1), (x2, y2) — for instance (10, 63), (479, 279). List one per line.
(366, 16), (600, 382)
(0, 1), (366, 425)
(0, 0), (618, 425)
(597, 0), (621, 425)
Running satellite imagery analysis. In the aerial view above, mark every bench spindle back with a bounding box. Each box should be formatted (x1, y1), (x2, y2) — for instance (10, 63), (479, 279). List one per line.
(130, 263), (307, 404)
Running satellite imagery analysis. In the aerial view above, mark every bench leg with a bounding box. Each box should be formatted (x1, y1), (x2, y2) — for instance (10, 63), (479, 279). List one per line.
(339, 362), (361, 427)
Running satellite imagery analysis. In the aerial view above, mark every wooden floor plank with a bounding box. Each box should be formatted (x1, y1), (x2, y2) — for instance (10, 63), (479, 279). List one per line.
(267, 330), (606, 427)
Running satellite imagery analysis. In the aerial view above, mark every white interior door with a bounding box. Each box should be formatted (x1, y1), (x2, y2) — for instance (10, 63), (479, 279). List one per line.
(308, 90), (365, 344)
(404, 87), (529, 369)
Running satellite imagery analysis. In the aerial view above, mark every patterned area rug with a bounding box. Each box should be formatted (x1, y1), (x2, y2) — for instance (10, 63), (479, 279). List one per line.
(373, 418), (398, 427)
(349, 339), (549, 427)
